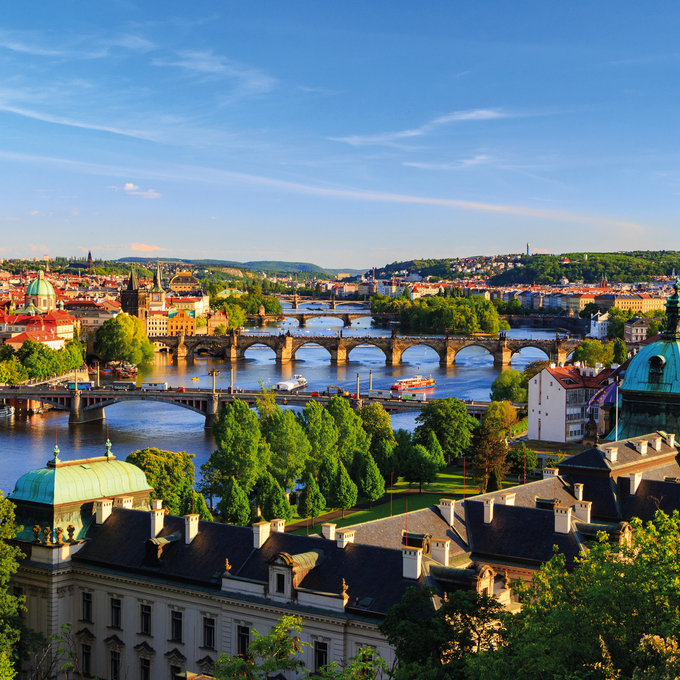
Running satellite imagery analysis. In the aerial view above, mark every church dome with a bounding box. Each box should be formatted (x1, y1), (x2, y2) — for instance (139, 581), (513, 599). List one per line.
(620, 338), (680, 395)
(25, 271), (55, 298)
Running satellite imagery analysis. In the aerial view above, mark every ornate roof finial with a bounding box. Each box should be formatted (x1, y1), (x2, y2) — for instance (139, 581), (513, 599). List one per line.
(52, 444), (60, 463)
(225, 558), (231, 572)
(105, 439), (112, 458)
(341, 578), (348, 595)
(662, 279), (680, 340)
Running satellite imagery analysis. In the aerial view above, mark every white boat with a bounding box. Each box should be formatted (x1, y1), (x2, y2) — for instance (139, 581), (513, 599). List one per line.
(0, 405), (15, 417)
(275, 375), (308, 392)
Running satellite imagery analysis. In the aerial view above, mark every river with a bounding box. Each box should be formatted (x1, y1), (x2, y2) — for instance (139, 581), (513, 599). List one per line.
(0, 306), (561, 493)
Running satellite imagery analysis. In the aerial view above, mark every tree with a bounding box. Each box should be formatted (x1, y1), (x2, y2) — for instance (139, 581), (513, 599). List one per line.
(401, 444), (438, 493)
(94, 313), (154, 365)
(126, 448), (210, 519)
(327, 396), (371, 471)
(373, 438), (397, 484)
(521, 360), (550, 386)
(506, 444), (539, 481)
(296, 474), (326, 526)
(317, 454), (338, 503)
(297, 401), (339, 473)
(359, 453), (385, 509)
(315, 646), (389, 679)
(210, 399), (270, 495)
(468, 511), (680, 680)
(213, 616), (306, 680)
(482, 401), (518, 438)
(579, 301), (601, 318)
(358, 403), (397, 458)
(380, 587), (503, 680)
(490, 370), (527, 402)
(572, 339), (614, 367)
(258, 473), (293, 522)
(613, 336), (628, 364)
(467, 421), (508, 493)
(425, 431), (446, 470)
(414, 398), (477, 462)
(331, 462), (358, 518)
(217, 477), (251, 526)
(265, 408), (311, 493)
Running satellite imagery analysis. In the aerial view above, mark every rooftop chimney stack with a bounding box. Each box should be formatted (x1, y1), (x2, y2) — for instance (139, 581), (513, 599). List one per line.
(651, 437), (663, 451)
(483, 498), (495, 524)
(151, 499), (164, 538)
(574, 501), (592, 523)
(667, 433), (676, 448)
(321, 523), (336, 541)
(336, 529), (355, 549)
(630, 472), (642, 495)
(499, 493), (516, 506)
(184, 514), (199, 545)
(431, 539), (450, 567)
(253, 521), (271, 549)
(402, 547), (422, 579)
(95, 499), (112, 525)
(439, 499), (455, 526)
(574, 483), (584, 501)
(605, 446), (619, 462)
(554, 506), (572, 534)
(636, 441), (648, 455)
(270, 519), (286, 534)
(114, 496), (133, 509)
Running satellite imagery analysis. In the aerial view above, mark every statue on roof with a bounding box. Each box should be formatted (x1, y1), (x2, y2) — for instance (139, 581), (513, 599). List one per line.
(662, 279), (680, 340)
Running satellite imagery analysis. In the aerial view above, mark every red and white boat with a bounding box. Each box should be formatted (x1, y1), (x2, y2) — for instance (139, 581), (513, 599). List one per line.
(390, 375), (436, 391)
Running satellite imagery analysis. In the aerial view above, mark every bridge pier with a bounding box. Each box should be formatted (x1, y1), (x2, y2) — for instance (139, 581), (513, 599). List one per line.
(342, 315), (352, 328)
(330, 343), (347, 365)
(384, 346), (402, 366)
(440, 345), (456, 366)
(492, 347), (513, 367)
(551, 349), (568, 365)
(275, 337), (294, 364)
(69, 391), (106, 425)
(205, 395), (220, 429)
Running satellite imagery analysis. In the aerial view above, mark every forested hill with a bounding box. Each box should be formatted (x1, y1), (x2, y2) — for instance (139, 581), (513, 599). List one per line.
(376, 259), (455, 279)
(489, 251), (680, 285)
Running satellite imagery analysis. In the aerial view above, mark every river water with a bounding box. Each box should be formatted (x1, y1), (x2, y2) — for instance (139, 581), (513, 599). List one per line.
(0, 305), (559, 493)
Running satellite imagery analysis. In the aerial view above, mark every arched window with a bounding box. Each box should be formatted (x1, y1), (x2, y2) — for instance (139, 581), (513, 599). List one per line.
(649, 355), (665, 385)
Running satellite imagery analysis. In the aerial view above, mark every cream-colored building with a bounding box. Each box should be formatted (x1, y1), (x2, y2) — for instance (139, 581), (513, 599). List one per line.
(146, 311), (169, 337)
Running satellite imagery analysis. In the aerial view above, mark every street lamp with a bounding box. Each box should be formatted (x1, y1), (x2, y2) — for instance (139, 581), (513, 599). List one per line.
(208, 370), (220, 394)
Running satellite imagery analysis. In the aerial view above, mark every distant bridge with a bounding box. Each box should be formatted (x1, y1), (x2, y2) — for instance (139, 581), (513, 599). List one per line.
(246, 311), (387, 327)
(0, 385), (496, 428)
(149, 332), (581, 367)
(276, 294), (371, 311)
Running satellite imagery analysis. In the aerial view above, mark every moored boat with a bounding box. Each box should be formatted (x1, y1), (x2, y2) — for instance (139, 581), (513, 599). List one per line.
(390, 375), (436, 391)
(275, 375), (308, 392)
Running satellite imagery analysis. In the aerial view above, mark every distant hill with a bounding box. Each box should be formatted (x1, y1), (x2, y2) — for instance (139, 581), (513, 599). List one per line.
(116, 258), (364, 277)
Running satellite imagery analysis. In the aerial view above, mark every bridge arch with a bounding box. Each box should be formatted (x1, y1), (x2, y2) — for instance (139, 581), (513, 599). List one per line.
(292, 342), (332, 361)
(452, 344), (495, 365)
(80, 395), (210, 417)
(400, 343), (445, 365)
(509, 345), (551, 365)
(243, 343), (277, 362)
(346, 342), (388, 364)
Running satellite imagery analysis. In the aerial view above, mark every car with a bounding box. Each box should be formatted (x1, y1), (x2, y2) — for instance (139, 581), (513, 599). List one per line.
(310, 391), (320, 397)
(176, 387), (186, 393)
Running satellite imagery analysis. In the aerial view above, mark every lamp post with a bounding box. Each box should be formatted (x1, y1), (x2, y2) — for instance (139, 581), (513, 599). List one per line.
(209, 370), (220, 395)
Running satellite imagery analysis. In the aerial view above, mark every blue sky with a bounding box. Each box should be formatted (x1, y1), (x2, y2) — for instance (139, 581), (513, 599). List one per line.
(1, 1), (679, 269)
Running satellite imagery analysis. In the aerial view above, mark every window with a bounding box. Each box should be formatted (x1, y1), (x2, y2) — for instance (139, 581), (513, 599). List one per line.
(110, 598), (121, 628)
(140, 604), (151, 635)
(276, 573), (285, 593)
(171, 665), (183, 680)
(140, 658), (151, 680)
(110, 650), (121, 680)
(203, 617), (215, 650)
(171, 610), (183, 642)
(82, 593), (93, 622)
(314, 641), (329, 672)
(81, 644), (91, 676)
(237, 625), (250, 657)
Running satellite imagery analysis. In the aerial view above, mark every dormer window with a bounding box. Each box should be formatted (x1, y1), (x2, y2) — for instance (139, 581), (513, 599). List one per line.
(276, 573), (285, 593)
(649, 355), (666, 385)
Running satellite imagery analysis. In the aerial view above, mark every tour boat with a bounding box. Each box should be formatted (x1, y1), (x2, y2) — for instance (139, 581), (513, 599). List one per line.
(390, 375), (436, 391)
(275, 375), (308, 392)
(0, 405), (15, 417)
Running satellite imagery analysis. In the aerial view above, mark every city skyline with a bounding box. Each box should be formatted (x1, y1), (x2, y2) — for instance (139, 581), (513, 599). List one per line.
(1, 2), (680, 267)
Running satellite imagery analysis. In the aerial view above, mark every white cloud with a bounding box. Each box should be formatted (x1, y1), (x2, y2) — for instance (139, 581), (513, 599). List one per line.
(124, 183), (139, 191)
(404, 155), (494, 170)
(28, 210), (44, 216)
(130, 243), (165, 252)
(127, 189), (162, 199)
(329, 109), (508, 148)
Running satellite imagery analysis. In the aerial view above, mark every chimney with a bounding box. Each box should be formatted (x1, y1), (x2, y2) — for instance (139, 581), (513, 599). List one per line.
(574, 483), (584, 501)
(184, 514), (199, 544)
(114, 496), (133, 509)
(604, 446), (619, 462)
(554, 506), (572, 534)
(95, 499), (112, 525)
(439, 499), (455, 526)
(542, 467), (558, 479)
(151, 499), (164, 537)
(630, 472), (642, 495)
(253, 521), (271, 549)
(651, 437), (663, 451)
(636, 441), (648, 455)
(336, 529), (355, 549)
(483, 498), (494, 524)
(402, 547), (422, 579)
(321, 523), (336, 541)
(499, 492), (516, 506)
(431, 539), (450, 567)
(270, 518), (286, 533)
(666, 433), (676, 448)
(574, 501), (592, 523)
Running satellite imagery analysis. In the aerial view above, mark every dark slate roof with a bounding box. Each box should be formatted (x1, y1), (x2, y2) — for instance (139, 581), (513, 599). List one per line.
(559, 447), (610, 471)
(345, 506), (467, 556)
(638, 459), (680, 481)
(481, 477), (577, 509)
(464, 500), (583, 568)
(73, 508), (427, 616)
(560, 473), (620, 521)
(619, 478), (680, 523)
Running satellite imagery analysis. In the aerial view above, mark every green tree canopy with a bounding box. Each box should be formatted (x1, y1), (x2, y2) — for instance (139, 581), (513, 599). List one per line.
(467, 421), (508, 493)
(482, 401), (518, 438)
(330, 461), (358, 518)
(425, 431), (446, 470)
(359, 452), (385, 509)
(358, 402), (397, 458)
(217, 477), (251, 526)
(296, 474), (326, 526)
(258, 473), (293, 522)
(490, 369), (527, 402)
(572, 339), (614, 367)
(506, 444), (539, 481)
(94, 313), (154, 365)
(401, 444), (438, 493)
(297, 401), (339, 473)
(265, 408), (311, 492)
(613, 336), (628, 364)
(327, 396), (371, 470)
(414, 398), (477, 462)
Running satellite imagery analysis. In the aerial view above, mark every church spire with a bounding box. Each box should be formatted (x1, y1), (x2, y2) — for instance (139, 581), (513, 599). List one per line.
(127, 269), (139, 291)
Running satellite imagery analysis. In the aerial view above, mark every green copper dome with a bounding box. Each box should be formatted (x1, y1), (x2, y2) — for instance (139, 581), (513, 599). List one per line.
(10, 445), (152, 506)
(25, 271), (55, 298)
(620, 339), (680, 394)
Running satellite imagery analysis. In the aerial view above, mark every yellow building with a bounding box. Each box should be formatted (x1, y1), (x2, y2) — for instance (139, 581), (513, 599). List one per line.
(169, 271), (200, 293)
(168, 308), (195, 335)
(595, 294), (666, 315)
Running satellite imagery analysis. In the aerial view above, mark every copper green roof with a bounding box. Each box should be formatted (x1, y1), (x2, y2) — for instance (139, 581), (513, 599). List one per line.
(620, 338), (680, 395)
(291, 549), (324, 571)
(10, 444), (152, 506)
(25, 271), (55, 298)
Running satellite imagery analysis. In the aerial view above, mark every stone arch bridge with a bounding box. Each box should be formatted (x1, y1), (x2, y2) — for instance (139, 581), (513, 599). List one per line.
(276, 295), (371, 310)
(247, 312), (380, 327)
(151, 333), (581, 366)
